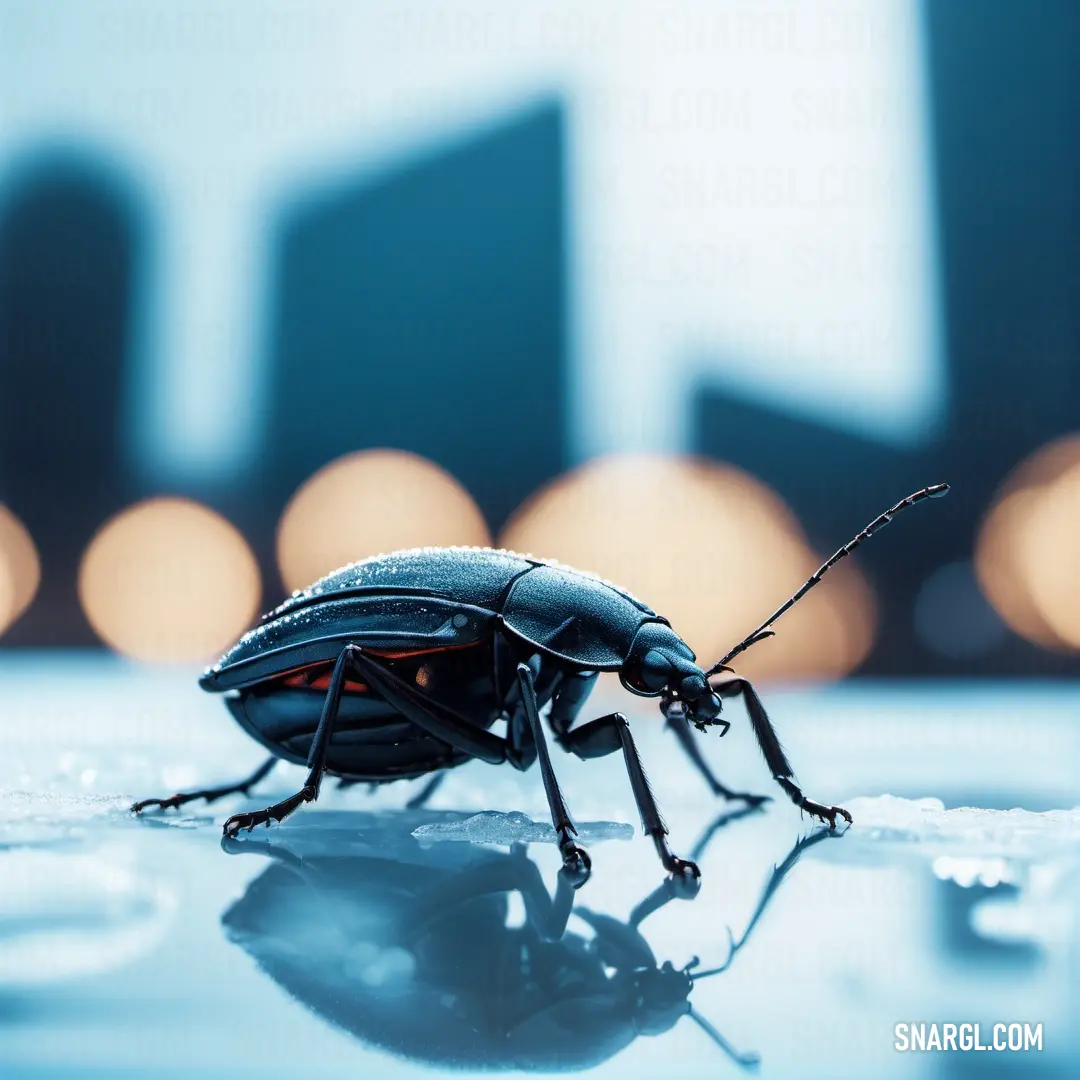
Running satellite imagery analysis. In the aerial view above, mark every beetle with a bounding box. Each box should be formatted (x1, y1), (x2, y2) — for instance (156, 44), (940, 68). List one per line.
(133, 483), (948, 887)
(220, 806), (833, 1072)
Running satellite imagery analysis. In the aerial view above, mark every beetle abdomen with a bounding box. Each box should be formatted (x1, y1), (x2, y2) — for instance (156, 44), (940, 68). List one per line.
(227, 689), (471, 781)
(223, 640), (502, 782)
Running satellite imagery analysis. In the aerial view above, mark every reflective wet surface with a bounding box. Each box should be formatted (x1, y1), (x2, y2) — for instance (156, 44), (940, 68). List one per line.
(1, 654), (1078, 1078)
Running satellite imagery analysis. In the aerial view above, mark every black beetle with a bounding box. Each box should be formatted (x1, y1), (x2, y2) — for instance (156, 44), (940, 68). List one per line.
(133, 483), (947, 886)
(220, 808), (833, 1072)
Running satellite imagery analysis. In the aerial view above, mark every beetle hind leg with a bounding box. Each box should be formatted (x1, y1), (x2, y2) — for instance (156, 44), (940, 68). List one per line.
(333, 772), (446, 810)
(223, 645), (358, 837)
(131, 756), (277, 815)
(221, 786), (316, 836)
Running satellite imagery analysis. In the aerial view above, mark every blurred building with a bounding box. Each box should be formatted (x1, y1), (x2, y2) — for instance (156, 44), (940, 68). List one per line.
(695, 0), (1080, 677)
(257, 100), (568, 539)
(0, 159), (140, 645)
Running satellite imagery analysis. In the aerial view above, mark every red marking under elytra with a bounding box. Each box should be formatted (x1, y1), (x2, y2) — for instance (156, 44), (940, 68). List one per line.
(281, 671), (369, 692)
(274, 641), (481, 692)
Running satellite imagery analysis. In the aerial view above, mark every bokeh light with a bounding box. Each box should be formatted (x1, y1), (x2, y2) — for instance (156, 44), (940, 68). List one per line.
(1022, 466), (1080, 647)
(276, 449), (492, 592)
(975, 435), (1080, 650)
(0, 549), (14, 639)
(0, 504), (41, 634)
(498, 454), (875, 682)
(78, 498), (261, 663)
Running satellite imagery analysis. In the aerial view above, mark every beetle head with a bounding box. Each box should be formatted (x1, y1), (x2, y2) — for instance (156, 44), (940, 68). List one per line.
(621, 622), (725, 732)
(629, 960), (692, 1035)
(628, 960), (760, 1069)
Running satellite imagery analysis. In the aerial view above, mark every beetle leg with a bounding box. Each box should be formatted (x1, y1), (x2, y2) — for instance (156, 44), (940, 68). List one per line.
(222, 787), (316, 836)
(404, 847), (576, 944)
(558, 712), (700, 898)
(131, 756), (277, 815)
(223, 645), (359, 837)
(687, 804), (768, 862)
(664, 710), (770, 807)
(348, 648), (510, 766)
(715, 676), (852, 829)
(547, 669), (598, 738)
(618, 804), (772, 929)
(334, 772), (448, 806)
(516, 663), (591, 888)
(405, 771), (447, 809)
(686, 825), (837, 979)
(504, 697), (538, 772)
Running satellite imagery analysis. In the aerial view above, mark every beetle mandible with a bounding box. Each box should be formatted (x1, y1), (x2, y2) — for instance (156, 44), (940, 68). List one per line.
(133, 483), (949, 888)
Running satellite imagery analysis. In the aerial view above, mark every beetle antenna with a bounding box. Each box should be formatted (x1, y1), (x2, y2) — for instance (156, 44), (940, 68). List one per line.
(705, 483), (950, 676)
(687, 1009), (760, 1071)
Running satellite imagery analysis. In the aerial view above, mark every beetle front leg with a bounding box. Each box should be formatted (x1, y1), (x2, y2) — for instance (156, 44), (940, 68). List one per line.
(714, 676), (852, 829)
(222, 645), (356, 837)
(664, 710), (770, 807)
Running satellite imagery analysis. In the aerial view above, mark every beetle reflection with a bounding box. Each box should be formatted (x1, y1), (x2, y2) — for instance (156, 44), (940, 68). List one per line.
(221, 810), (832, 1072)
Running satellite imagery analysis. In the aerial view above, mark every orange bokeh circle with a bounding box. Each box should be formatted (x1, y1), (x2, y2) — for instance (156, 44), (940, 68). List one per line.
(276, 449), (491, 593)
(78, 497), (261, 663)
(499, 453), (874, 682)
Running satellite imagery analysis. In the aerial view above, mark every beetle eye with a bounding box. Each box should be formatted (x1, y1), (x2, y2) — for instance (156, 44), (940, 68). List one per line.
(638, 649), (672, 692)
(679, 674), (706, 700)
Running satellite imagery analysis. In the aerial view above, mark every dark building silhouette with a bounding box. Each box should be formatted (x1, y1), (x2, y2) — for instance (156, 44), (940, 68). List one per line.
(0, 159), (140, 645)
(257, 98), (568, 558)
(695, 0), (1080, 675)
